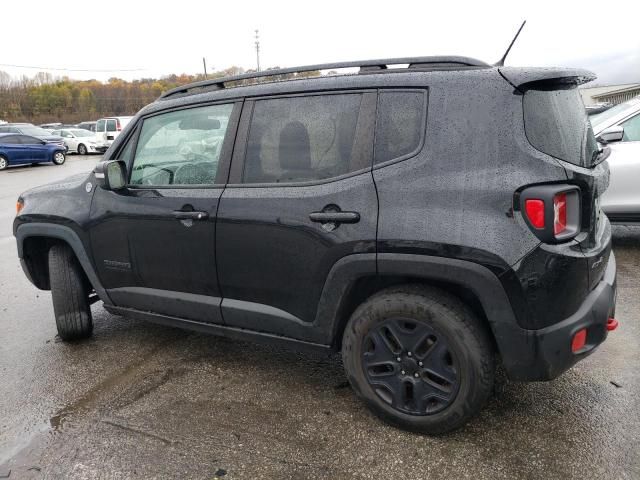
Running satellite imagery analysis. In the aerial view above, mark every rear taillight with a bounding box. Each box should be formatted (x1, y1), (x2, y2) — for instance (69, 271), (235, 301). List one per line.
(524, 199), (545, 229)
(116, 119), (122, 131)
(519, 185), (581, 244)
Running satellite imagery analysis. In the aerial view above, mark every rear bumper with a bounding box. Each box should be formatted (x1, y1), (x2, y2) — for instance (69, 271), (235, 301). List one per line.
(503, 252), (617, 381)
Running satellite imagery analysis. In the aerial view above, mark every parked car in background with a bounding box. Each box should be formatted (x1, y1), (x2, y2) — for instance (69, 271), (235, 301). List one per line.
(40, 122), (62, 130)
(591, 96), (640, 224)
(76, 121), (97, 132)
(0, 123), (66, 150)
(0, 133), (66, 170)
(51, 128), (100, 155)
(95, 116), (132, 151)
(586, 103), (612, 116)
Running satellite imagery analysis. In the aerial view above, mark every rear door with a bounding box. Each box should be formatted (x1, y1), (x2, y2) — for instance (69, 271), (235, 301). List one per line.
(106, 119), (117, 143)
(0, 135), (23, 162)
(96, 119), (106, 145)
(215, 91), (378, 339)
(89, 101), (241, 323)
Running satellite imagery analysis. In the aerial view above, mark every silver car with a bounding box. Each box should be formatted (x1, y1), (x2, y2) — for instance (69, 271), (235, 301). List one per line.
(591, 96), (640, 224)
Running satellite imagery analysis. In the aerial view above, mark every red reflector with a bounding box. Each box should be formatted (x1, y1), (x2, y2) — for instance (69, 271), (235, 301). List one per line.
(606, 318), (618, 331)
(525, 199), (545, 229)
(571, 328), (587, 353)
(554, 192), (567, 235)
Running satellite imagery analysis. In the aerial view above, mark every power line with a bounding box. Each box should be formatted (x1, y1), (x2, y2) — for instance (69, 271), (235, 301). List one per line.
(0, 63), (146, 73)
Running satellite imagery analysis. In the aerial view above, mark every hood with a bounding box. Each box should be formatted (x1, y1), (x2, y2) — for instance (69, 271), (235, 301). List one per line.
(21, 172), (91, 197)
(42, 136), (64, 142)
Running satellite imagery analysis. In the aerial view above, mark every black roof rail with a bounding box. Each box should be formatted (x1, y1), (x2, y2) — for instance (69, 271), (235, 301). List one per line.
(158, 56), (489, 100)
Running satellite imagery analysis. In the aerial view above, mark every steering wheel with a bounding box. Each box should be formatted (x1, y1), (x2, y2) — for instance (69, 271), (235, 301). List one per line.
(174, 160), (216, 184)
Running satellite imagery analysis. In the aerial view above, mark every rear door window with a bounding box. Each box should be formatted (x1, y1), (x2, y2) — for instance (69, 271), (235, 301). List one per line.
(523, 87), (599, 167)
(96, 120), (106, 132)
(106, 119), (117, 132)
(374, 90), (427, 164)
(242, 93), (367, 183)
(1, 136), (19, 144)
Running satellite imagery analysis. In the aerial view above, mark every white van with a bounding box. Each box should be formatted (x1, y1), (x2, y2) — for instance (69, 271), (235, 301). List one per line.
(95, 116), (133, 152)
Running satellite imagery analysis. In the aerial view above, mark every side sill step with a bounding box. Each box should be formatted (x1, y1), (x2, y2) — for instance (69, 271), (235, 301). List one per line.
(104, 305), (332, 353)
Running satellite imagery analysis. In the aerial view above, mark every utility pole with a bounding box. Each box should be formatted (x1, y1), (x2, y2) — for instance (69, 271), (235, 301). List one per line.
(202, 57), (208, 78)
(254, 29), (261, 72)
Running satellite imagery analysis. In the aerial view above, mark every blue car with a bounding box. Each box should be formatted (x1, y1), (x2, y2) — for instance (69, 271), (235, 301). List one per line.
(0, 133), (66, 170)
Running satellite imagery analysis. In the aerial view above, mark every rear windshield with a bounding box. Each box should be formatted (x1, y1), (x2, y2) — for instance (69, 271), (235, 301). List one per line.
(523, 87), (599, 167)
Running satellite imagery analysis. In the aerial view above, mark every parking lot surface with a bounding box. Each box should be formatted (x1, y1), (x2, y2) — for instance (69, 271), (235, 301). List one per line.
(1, 158), (638, 479)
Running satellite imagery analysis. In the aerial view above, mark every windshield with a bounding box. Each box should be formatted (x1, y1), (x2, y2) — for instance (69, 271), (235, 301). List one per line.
(70, 129), (94, 137)
(590, 96), (640, 131)
(20, 126), (53, 137)
(523, 87), (599, 167)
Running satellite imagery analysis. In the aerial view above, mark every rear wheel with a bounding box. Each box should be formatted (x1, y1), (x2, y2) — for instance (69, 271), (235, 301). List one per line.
(77, 144), (87, 155)
(342, 285), (494, 434)
(48, 244), (93, 341)
(53, 151), (66, 165)
(0, 155), (7, 170)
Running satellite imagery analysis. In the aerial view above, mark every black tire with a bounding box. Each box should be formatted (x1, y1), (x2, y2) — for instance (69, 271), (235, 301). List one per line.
(52, 151), (66, 165)
(77, 144), (87, 155)
(342, 285), (494, 435)
(0, 155), (7, 170)
(48, 244), (93, 341)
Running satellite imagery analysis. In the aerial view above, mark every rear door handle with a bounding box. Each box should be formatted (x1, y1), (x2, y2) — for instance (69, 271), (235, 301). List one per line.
(309, 211), (360, 224)
(173, 210), (209, 220)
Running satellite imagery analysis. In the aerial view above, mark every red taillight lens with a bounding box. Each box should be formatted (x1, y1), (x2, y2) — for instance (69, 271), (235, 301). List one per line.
(553, 192), (567, 235)
(571, 328), (587, 353)
(525, 199), (545, 229)
(116, 119), (122, 131)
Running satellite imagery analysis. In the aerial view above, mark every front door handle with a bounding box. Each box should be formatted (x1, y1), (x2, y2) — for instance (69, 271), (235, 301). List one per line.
(309, 211), (360, 224)
(173, 210), (209, 220)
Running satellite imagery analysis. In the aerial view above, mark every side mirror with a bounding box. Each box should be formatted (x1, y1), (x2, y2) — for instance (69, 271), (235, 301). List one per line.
(94, 160), (127, 190)
(596, 125), (624, 143)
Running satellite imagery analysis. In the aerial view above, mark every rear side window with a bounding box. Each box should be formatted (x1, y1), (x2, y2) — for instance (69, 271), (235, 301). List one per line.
(374, 90), (426, 164)
(524, 87), (598, 167)
(242, 93), (364, 183)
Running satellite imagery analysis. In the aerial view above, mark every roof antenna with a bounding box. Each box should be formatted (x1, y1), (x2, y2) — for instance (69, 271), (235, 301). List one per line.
(494, 20), (527, 67)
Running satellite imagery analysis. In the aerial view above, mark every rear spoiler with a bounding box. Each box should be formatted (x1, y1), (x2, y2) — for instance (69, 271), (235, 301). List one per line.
(498, 67), (596, 92)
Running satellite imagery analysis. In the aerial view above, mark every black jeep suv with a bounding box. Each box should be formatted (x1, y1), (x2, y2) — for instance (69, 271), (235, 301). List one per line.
(14, 57), (617, 434)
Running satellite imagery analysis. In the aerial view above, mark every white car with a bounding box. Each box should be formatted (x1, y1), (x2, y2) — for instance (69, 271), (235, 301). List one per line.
(95, 116), (133, 151)
(51, 128), (100, 155)
(590, 96), (640, 224)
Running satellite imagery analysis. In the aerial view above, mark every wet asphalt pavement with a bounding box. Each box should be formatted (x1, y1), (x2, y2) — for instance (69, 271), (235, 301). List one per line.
(0, 157), (638, 479)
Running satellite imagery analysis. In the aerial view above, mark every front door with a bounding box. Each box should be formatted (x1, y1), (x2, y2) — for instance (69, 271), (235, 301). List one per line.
(215, 91), (378, 339)
(19, 135), (48, 162)
(89, 101), (241, 323)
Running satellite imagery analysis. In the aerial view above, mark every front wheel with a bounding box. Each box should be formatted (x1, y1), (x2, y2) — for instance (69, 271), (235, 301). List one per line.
(48, 244), (93, 340)
(342, 285), (495, 435)
(53, 151), (66, 165)
(77, 144), (87, 155)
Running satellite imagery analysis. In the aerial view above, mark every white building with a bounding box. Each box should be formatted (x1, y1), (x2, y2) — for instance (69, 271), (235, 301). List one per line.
(580, 83), (640, 105)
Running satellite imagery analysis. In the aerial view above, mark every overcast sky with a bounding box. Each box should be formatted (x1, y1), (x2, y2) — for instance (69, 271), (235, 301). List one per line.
(3, 0), (639, 85)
